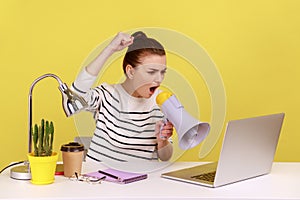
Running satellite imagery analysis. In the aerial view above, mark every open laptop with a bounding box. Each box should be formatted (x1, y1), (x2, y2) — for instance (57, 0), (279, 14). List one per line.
(161, 113), (285, 187)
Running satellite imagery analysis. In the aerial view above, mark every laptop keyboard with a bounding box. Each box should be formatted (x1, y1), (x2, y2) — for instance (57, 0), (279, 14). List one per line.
(191, 171), (216, 182)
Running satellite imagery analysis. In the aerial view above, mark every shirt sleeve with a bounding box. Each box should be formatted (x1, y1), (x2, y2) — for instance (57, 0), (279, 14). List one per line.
(71, 68), (100, 113)
(71, 67), (97, 94)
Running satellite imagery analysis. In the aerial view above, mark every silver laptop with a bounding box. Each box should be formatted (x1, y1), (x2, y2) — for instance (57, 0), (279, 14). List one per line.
(161, 113), (285, 187)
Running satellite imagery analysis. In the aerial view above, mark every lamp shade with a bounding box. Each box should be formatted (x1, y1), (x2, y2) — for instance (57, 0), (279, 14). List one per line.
(58, 83), (87, 117)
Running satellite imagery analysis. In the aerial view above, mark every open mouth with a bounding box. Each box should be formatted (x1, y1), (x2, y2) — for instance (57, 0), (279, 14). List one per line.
(149, 86), (159, 93)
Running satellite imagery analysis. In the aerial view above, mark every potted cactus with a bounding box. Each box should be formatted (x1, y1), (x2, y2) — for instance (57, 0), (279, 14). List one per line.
(28, 119), (58, 185)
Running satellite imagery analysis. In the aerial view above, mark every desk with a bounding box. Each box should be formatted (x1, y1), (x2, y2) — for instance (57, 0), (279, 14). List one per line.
(0, 162), (299, 200)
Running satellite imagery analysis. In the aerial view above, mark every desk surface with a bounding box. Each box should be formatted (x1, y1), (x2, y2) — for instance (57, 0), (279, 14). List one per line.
(0, 162), (299, 200)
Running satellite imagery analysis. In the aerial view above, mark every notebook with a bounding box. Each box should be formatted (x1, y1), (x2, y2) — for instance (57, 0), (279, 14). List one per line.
(85, 168), (148, 184)
(161, 113), (285, 187)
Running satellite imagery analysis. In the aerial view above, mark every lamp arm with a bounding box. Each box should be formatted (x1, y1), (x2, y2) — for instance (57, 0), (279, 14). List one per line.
(28, 74), (65, 154)
(29, 74), (64, 95)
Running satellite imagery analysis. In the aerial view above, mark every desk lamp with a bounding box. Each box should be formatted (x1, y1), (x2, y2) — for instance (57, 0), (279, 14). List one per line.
(10, 73), (88, 180)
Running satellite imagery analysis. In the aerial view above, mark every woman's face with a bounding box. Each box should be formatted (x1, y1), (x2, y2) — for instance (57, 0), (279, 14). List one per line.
(131, 54), (166, 98)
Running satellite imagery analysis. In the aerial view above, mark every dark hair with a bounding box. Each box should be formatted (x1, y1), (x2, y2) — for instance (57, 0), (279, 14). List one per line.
(122, 31), (165, 74)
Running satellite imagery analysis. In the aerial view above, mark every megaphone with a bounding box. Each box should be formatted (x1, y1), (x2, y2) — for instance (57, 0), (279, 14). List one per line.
(156, 91), (210, 150)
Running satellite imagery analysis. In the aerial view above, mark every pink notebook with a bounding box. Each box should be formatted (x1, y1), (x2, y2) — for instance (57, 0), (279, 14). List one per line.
(85, 168), (148, 184)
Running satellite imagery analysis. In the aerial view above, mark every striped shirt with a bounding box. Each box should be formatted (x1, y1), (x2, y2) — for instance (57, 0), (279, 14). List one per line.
(72, 69), (164, 163)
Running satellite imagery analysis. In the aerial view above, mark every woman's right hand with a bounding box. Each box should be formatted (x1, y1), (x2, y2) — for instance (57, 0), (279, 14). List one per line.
(108, 32), (134, 52)
(85, 32), (134, 76)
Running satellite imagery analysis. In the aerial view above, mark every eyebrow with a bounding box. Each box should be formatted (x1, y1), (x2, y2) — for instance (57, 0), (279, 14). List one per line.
(147, 68), (167, 71)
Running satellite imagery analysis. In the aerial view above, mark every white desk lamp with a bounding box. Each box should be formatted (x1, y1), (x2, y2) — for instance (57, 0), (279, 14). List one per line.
(10, 73), (87, 180)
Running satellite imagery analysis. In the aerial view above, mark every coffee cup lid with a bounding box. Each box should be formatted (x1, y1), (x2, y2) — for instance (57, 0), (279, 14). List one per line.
(61, 142), (84, 152)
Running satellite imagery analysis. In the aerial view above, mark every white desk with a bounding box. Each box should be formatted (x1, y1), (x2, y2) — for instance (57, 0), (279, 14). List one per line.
(0, 162), (299, 200)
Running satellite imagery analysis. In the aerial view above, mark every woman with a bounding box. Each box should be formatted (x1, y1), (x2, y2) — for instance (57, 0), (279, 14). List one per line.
(72, 31), (173, 164)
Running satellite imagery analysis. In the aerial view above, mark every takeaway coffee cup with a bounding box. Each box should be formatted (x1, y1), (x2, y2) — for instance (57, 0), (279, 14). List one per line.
(60, 142), (85, 177)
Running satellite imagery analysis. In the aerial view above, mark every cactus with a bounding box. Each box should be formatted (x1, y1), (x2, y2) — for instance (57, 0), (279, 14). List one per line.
(32, 124), (39, 156)
(32, 119), (55, 156)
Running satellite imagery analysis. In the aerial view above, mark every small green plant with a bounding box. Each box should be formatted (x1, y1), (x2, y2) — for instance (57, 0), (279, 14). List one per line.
(32, 119), (54, 156)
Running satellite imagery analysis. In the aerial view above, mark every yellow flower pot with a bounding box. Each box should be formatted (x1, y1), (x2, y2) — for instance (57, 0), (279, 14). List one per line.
(27, 152), (58, 185)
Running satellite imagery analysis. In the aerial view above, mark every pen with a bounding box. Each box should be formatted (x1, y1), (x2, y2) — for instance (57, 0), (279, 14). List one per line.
(98, 170), (122, 181)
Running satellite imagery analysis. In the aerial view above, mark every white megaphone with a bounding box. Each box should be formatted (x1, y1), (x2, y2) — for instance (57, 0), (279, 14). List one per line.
(156, 91), (210, 150)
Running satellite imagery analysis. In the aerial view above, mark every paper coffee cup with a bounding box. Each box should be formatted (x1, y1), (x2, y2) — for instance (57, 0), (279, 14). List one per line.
(60, 142), (84, 177)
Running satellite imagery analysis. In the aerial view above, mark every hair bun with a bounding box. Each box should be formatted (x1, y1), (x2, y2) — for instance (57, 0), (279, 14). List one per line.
(132, 31), (147, 39)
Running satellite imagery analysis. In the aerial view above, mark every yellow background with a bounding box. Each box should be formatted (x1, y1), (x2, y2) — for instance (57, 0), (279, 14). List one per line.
(1, 0), (300, 170)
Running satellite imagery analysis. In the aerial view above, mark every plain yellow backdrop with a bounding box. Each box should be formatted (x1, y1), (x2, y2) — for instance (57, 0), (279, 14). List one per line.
(1, 0), (300, 170)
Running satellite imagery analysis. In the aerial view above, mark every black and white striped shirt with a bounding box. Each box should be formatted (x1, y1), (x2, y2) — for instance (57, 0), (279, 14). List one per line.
(72, 69), (164, 163)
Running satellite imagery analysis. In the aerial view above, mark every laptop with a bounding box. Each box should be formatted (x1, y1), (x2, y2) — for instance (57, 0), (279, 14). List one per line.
(161, 113), (285, 187)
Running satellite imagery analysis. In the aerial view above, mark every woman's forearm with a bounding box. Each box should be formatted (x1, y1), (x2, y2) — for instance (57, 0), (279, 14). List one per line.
(157, 140), (173, 161)
(85, 46), (115, 76)
(86, 32), (134, 76)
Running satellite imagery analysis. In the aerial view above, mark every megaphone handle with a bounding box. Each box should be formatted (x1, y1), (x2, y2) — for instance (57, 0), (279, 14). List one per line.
(159, 118), (168, 139)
